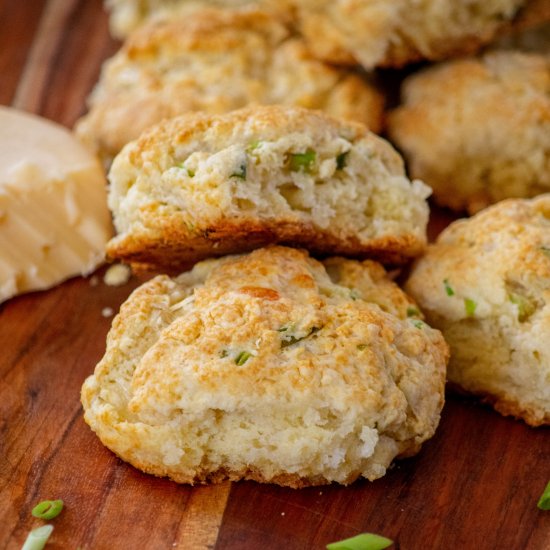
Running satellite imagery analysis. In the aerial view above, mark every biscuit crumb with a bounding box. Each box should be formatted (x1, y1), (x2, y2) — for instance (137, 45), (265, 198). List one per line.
(101, 307), (114, 318)
(104, 263), (131, 286)
(89, 275), (99, 287)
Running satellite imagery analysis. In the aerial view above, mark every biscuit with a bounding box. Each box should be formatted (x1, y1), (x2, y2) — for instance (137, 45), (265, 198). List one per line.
(388, 51), (550, 213)
(104, 0), (257, 38)
(105, 105), (430, 271)
(82, 246), (448, 487)
(294, 0), (547, 67)
(104, 0), (547, 67)
(405, 196), (550, 426)
(76, 7), (384, 165)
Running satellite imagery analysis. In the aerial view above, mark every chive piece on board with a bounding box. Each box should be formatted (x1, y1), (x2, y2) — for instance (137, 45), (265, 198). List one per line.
(22, 525), (54, 550)
(537, 480), (550, 510)
(326, 532), (393, 550)
(31, 500), (64, 520)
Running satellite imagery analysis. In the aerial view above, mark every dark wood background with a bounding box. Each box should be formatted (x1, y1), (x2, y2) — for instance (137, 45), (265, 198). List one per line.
(1, 1), (549, 548)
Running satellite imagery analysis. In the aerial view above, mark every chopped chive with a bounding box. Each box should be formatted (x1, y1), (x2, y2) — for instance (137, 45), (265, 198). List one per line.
(443, 279), (455, 296)
(349, 289), (361, 301)
(336, 151), (349, 170)
(326, 532), (393, 550)
(247, 139), (262, 152)
(31, 500), (64, 520)
(406, 306), (420, 317)
(412, 319), (424, 329)
(357, 344), (368, 351)
(235, 351), (251, 366)
(176, 162), (195, 177)
(537, 480), (550, 510)
(509, 293), (536, 322)
(464, 298), (477, 317)
(22, 525), (54, 550)
(219, 349), (228, 358)
(540, 246), (550, 258)
(288, 149), (316, 173)
(230, 161), (247, 179)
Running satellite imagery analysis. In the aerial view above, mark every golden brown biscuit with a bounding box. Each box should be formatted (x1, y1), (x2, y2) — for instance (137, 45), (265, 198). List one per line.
(388, 51), (550, 213)
(106, 105), (430, 271)
(104, 0), (549, 67)
(76, 7), (383, 165)
(405, 196), (550, 426)
(82, 246), (448, 486)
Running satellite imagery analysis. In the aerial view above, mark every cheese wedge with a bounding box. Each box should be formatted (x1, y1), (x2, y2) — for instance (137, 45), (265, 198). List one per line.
(0, 106), (112, 303)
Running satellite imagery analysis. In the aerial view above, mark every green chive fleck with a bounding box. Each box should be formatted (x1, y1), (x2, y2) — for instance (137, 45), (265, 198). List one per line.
(336, 151), (349, 170)
(412, 319), (424, 329)
(219, 349), (228, 358)
(406, 306), (420, 317)
(247, 140), (262, 152)
(288, 149), (316, 173)
(509, 293), (536, 322)
(230, 162), (247, 179)
(540, 246), (550, 258)
(464, 298), (477, 317)
(326, 532), (393, 550)
(177, 162), (195, 177)
(31, 499), (64, 520)
(443, 279), (455, 296)
(357, 344), (368, 351)
(537, 480), (550, 510)
(235, 351), (251, 366)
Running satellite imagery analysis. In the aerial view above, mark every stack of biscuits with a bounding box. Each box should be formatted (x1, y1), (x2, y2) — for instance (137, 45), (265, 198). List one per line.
(80, 0), (550, 488)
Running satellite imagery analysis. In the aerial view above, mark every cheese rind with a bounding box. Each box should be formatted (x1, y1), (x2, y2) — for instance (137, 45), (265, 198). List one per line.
(0, 107), (112, 303)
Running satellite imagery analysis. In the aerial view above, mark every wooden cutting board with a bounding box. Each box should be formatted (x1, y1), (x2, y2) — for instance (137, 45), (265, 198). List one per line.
(1, 1), (549, 548)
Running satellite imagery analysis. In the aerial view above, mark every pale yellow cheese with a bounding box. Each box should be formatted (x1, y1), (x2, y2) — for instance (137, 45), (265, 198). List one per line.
(0, 106), (112, 303)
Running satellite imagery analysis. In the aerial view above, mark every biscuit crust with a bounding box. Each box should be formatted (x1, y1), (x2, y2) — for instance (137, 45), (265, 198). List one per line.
(76, 6), (383, 165)
(82, 246), (448, 486)
(106, 105), (430, 271)
(406, 196), (550, 426)
(104, 1), (549, 68)
(389, 51), (550, 213)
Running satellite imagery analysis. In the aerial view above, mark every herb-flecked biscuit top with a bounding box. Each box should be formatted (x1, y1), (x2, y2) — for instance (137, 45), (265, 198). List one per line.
(106, 105), (430, 272)
(82, 246), (448, 487)
(405, 196), (550, 426)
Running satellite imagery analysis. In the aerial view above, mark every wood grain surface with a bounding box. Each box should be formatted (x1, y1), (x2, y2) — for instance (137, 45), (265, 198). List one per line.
(1, 1), (549, 548)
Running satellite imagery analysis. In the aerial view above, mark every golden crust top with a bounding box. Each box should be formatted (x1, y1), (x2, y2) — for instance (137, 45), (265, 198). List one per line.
(76, 6), (383, 164)
(105, 105), (430, 271)
(82, 246), (448, 486)
(389, 51), (550, 213)
(406, 196), (550, 426)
